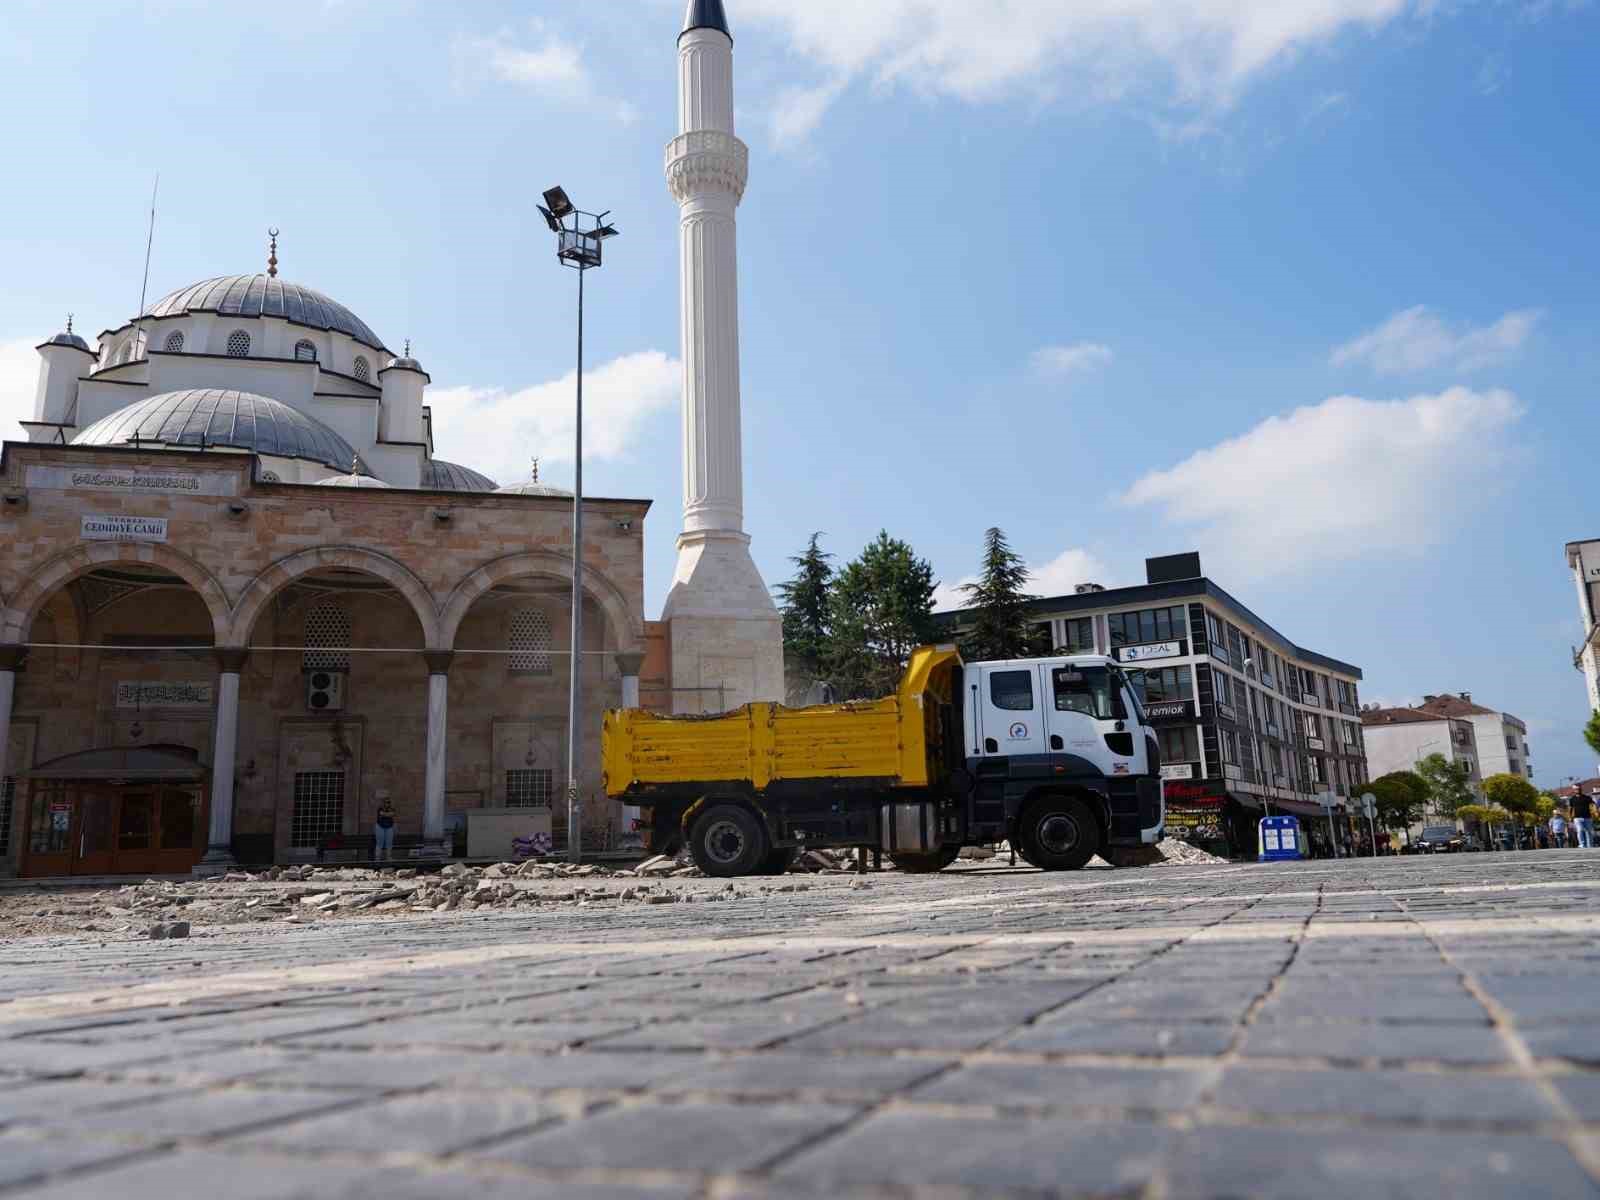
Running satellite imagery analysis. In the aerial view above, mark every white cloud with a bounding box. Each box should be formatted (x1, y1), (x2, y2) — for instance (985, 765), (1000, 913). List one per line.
(1031, 342), (1113, 376)
(453, 23), (637, 123)
(769, 79), (847, 147)
(738, 0), (1433, 135)
(933, 546), (1111, 611)
(428, 351), (679, 487)
(1121, 386), (1525, 579)
(0, 336), (38, 441)
(1331, 306), (1541, 374)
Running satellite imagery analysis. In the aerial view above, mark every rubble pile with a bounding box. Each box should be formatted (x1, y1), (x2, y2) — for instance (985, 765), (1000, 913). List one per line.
(1152, 838), (1231, 866)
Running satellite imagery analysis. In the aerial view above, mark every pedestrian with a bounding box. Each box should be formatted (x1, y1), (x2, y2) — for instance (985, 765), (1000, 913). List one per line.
(1572, 791), (1595, 849)
(1551, 810), (1568, 849)
(374, 796), (397, 861)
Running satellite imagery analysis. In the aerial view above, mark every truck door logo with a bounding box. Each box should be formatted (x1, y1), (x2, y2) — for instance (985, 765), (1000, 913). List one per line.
(1008, 722), (1028, 740)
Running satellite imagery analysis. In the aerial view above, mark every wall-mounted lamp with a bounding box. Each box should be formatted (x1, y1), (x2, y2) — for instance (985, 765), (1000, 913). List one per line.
(226, 501), (250, 518)
(613, 518), (634, 533)
(2, 492), (27, 514)
(432, 508), (452, 524)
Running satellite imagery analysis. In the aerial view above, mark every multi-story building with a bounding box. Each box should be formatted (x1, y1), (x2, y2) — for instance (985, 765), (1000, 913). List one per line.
(1565, 539), (1600, 712)
(1415, 694), (1531, 781)
(1359, 706), (1483, 804)
(939, 552), (1368, 855)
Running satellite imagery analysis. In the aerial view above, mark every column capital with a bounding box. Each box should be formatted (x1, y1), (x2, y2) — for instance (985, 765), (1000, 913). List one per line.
(422, 650), (455, 676)
(214, 647), (250, 673)
(0, 645), (24, 672)
(614, 651), (647, 677)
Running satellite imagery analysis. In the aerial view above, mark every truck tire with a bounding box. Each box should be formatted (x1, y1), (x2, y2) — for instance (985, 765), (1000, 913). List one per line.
(688, 804), (770, 877)
(1018, 796), (1100, 871)
(888, 846), (960, 874)
(755, 846), (798, 875)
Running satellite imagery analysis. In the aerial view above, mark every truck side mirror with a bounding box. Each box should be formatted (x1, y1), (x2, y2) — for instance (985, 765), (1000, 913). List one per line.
(1050, 735), (1063, 751)
(984, 737), (998, 753)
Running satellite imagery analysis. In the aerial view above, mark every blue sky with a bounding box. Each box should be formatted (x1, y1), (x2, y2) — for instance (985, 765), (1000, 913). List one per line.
(1, 0), (1596, 783)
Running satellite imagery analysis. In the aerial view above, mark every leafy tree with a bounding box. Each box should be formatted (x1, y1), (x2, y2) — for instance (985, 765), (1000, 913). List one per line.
(1370, 771), (1428, 839)
(1586, 710), (1600, 759)
(827, 531), (937, 700)
(775, 533), (834, 682)
(1416, 753), (1475, 817)
(1484, 773), (1541, 848)
(958, 527), (1045, 662)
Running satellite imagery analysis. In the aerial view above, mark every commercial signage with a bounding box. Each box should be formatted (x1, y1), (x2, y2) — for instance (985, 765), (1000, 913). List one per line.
(1145, 699), (1195, 722)
(1160, 762), (1196, 780)
(1118, 641), (1183, 664)
(115, 681), (214, 709)
(1215, 702), (1236, 723)
(1302, 691), (1320, 707)
(1166, 798), (1223, 842)
(82, 514), (167, 543)
(28, 465), (237, 497)
(1307, 736), (1326, 752)
(1164, 779), (1226, 803)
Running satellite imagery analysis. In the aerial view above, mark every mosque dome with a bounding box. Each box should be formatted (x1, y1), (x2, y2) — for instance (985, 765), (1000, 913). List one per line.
(45, 327), (91, 352)
(314, 472), (391, 489)
(494, 461), (571, 497)
(72, 389), (359, 472)
(142, 274), (388, 352)
(421, 459), (497, 493)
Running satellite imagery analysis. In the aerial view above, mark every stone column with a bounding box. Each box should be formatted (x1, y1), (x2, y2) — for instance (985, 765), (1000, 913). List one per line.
(616, 650), (646, 710)
(202, 647), (249, 869)
(422, 651), (453, 845)
(0, 646), (22, 799)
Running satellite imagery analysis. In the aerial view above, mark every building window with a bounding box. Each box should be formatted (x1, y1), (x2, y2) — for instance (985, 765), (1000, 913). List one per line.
(1058, 617), (1095, 654)
(1204, 612), (1227, 660)
(163, 330), (185, 353)
(291, 771), (345, 847)
(294, 339), (318, 362)
(1137, 665), (1193, 705)
(508, 608), (554, 674)
(1213, 670), (1234, 710)
(353, 356), (371, 382)
(1158, 725), (1199, 764)
(303, 602), (351, 673)
(1226, 623), (1246, 666)
(226, 329), (251, 357)
(990, 670), (1034, 711)
(1108, 606), (1186, 647)
(506, 768), (554, 809)
(0, 775), (13, 857)
(1220, 728), (1239, 765)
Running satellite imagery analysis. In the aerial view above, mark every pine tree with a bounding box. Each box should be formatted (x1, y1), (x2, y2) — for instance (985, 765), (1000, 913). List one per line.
(826, 531), (937, 700)
(775, 532), (834, 680)
(958, 527), (1041, 661)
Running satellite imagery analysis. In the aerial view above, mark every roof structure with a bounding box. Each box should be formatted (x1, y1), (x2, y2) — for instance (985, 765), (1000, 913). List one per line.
(135, 274), (388, 351)
(421, 459), (498, 493)
(73, 389), (359, 473)
(1359, 706), (1453, 727)
(1417, 694), (1498, 718)
(682, 0), (731, 40)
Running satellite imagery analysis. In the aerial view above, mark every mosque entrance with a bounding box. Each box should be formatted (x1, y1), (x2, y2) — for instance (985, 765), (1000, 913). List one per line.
(20, 747), (209, 877)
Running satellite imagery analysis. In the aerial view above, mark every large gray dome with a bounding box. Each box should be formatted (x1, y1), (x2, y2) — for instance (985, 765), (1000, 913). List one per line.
(142, 275), (388, 351)
(421, 459), (498, 493)
(72, 389), (359, 472)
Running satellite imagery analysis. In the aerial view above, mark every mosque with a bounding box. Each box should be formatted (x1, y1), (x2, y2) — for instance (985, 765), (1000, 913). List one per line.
(0, 0), (782, 876)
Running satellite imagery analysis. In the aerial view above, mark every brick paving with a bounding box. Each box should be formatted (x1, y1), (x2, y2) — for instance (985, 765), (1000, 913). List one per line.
(2, 851), (1599, 1198)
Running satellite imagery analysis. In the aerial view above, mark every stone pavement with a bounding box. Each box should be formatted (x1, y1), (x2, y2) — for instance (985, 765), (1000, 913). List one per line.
(2, 851), (1599, 1198)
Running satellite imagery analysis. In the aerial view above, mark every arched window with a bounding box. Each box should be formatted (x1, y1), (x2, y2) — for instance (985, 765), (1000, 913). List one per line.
(163, 330), (184, 353)
(352, 356), (371, 383)
(226, 329), (251, 358)
(303, 602), (351, 673)
(117, 342), (132, 364)
(508, 608), (553, 674)
(294, 339), (317, 362)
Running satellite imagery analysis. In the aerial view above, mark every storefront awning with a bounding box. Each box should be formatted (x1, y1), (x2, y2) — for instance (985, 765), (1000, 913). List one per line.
(1266, 797), (1328, 818)
(23, 745), (207, 782)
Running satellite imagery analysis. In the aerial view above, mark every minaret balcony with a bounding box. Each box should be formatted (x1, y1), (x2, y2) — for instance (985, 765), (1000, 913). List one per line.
(665, 130), (749, 203)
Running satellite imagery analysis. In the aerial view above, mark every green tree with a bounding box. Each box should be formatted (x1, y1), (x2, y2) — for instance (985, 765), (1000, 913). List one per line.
(775, 533), (834, 682)
(1416, 753), (1475, 817)
(827, 531), (937, 700)
(958, 527), (1045, 662)
(1483, 773), (1541, 846)
(1370, 770), (1428, 841)
(1585, 710), (1600, 759)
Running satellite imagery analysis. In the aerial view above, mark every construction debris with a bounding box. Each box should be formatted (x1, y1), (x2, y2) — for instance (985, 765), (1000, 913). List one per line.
(1152, 838), (1231, 866)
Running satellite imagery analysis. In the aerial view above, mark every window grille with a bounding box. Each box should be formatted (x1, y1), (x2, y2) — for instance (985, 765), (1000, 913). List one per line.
(226, 329), (251, 357)
(0, 776), (13, 857)
(164, 330), (185, 353)
(303, 602), (351, 672)
(291, 771), (345, 847)
(508, 608), (554, 674)
(506, 768), (554, 809)
(352, 356), (371, 382)
(294, 339), (317, 362)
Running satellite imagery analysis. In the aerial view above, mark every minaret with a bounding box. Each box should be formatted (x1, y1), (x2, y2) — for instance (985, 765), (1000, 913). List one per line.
(661, 0), (785, 712)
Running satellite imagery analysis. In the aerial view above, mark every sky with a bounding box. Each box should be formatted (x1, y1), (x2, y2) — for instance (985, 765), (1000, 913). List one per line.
(0, 0), (1596, 784)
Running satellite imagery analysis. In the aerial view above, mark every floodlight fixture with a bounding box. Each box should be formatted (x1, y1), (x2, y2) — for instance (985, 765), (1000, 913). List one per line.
(595, 224), (619, 240)
(537, 205), (562, 233)
(542, 186), (574, 218)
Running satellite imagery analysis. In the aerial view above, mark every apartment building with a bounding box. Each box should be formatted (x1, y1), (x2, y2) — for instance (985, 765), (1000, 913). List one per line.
(1359, 706), (1484, 801)
(1565, 539), (1600, 712)
(1415, 694), (1531, 781)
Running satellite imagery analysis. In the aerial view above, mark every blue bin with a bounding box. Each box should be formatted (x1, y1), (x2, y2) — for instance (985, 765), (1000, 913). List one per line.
(1258, 815), (1304, 862)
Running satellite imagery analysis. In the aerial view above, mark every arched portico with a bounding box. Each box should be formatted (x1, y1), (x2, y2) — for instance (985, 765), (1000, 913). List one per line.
(1, 542), (230, 645)
(225, 545), (440, 650)
(438, 550), (643, 654)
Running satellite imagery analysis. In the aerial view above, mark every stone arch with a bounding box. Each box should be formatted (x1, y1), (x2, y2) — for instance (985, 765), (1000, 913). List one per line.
(226, 545), (440, 649)
(1, 542), (230, 643)
(438, 550), (642, 654)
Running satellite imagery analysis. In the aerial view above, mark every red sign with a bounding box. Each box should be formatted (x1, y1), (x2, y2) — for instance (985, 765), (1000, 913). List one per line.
(1163, 781), (1225, 803)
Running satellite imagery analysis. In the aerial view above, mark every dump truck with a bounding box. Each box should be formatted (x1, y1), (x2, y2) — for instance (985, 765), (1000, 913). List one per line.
(601, 645), (1165, 877)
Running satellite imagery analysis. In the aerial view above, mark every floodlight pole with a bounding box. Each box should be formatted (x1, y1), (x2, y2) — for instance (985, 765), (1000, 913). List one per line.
(567, 263), (585, 864)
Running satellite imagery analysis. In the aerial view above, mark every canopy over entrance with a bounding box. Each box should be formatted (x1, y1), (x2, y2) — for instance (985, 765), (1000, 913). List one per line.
(24, 745), (207, 782)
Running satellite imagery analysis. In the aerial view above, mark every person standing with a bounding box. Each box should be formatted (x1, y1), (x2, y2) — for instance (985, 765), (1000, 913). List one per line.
(1572, 791), (1595, 849)
(1551, 810), (1568, 849)
(374, 797), (397, 861)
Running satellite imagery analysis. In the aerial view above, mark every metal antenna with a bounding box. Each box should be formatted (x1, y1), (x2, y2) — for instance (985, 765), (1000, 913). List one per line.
(131, 174), (159, 363)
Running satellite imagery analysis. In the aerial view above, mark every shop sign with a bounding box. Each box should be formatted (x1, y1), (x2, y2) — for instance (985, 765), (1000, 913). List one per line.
(1161, 762), (1196, 780)
(1166, 798), (1224, 842)
(1307, 736), (1326, 752)
(27, 465), (237, 497)
(1215, 702), (1236, 723)
(1145, 699), (1194, 722)
(1302, 691), (1320, 707)
(1164, 780), (1226, 803)
(116, 681), (213, 709)
(82, 514), (167, 543)
(1118, 641), (1183, 664)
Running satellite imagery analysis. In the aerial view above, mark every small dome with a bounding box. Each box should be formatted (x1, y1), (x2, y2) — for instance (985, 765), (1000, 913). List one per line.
(72, 389), (358, 472)
(421, 459), (498, 493)
(384, 355), (424, 373)
(495, 459), (571, 497)
(47, 329), (91, 352)
(315, 473), (391, 489)
(142, 274), (388, 352)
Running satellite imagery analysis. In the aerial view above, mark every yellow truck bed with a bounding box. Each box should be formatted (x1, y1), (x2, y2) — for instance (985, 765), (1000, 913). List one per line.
(603, 646), (960, 796)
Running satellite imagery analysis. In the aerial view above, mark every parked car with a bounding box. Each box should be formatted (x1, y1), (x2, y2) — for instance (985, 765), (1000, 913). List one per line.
(1416, 825), (1464, 853)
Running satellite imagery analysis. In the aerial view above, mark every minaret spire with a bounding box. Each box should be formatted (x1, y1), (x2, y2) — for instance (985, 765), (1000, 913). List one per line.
(681, 0), (731, 40)
(266, 228), (279, 278)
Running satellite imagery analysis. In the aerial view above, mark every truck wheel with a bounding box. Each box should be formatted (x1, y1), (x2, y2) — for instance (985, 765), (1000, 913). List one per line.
(1018, 796), (1099, 871)
(888, 845), (960, 874)
(755, 846), (798, 875)
(688, 804), (770, 877)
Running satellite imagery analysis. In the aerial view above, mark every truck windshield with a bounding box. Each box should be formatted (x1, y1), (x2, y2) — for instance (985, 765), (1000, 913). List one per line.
(1052, 665), (1117, 720)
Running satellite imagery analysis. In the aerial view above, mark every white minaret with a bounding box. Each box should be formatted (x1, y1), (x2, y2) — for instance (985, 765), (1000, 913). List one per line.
(661, 0), (784, 712)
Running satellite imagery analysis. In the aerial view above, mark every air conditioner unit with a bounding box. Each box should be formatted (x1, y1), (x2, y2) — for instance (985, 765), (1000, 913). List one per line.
(306, 670), (345, 712)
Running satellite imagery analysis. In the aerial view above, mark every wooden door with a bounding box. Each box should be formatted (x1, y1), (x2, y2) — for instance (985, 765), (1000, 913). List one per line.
(23, 784), (74, 877)
(73, 787), (117, 874)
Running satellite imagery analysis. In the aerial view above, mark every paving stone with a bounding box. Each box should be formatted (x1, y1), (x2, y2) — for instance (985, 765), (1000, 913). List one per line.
(0, 1130), (150, 1190)
(1212, 1065), (1560, 1125)
(912, 1061), (1214, 1113)
(0, 1079), (180, 1127)
(669, 1051), (954, 1099)
(993, 1019), (1236, 1058)
(1237, 1020), (1511, 1065)
(234, 1089), (564, 1155)
(56, 1086), (362, 1141)
(1, 1147), (375, 1199)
